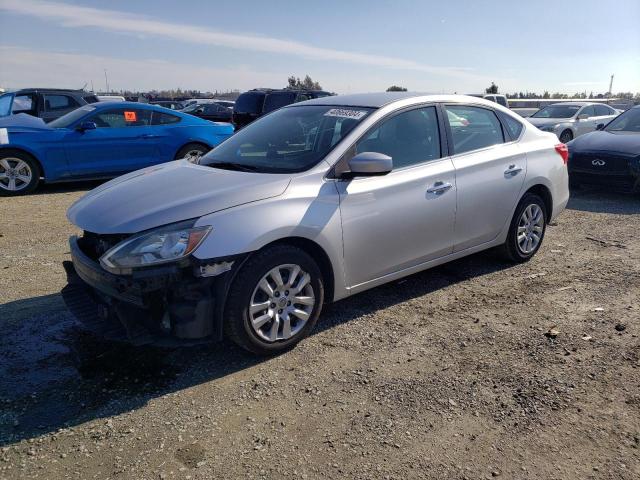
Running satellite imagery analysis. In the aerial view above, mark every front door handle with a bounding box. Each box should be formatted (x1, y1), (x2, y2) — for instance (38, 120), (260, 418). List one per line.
(426, 181), (453, 194)
(504, 164), (523, 175)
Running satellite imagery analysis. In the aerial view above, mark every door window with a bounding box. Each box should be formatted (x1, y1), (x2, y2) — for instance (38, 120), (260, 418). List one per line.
(578, 106), (595, 118)
(356, 107), (441, 169)
(11, 94), (36, 114)
(44, 94), (79, 111)
(0, 95), (11, 116)
(594, 105), (613, 116)
(151, 111), (181, 125)
(87, 109), (152, 127)
(445, 105), (504, 155)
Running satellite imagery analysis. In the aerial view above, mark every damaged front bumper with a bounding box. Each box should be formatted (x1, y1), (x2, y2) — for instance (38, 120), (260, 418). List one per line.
(62, 235), (243, 346)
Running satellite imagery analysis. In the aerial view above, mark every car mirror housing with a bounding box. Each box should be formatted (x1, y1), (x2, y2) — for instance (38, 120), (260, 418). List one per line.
(347, 152), (393, 177)
(577, 114), (588, 121)
(77, 121), (97, 131)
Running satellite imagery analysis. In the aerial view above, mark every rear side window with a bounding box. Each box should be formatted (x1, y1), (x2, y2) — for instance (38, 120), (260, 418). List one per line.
(594, 105), (613, 116)
(234, 92), (265, 114)
(356, 106), (441, 169)
(152, 111), (181, 125)
(498, 112), (524, 140)
(445, 105), (504, 155)
(44, 94), (79, 111)
(88, 109), (152, 127)
(263, 92), (295, 113)
(495, 96), (508, 107)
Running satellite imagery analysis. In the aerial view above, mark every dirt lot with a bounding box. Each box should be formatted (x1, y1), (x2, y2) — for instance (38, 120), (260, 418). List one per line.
(0, 183), (638, 480)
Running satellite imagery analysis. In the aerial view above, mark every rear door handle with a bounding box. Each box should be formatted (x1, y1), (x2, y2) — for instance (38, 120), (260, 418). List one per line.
(426, 181), (453, 194)
(504, 164), (523, 175)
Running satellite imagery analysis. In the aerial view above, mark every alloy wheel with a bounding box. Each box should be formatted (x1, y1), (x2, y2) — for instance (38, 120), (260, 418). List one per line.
(517, 204), (544, 254)
(0, 158), (33, 192)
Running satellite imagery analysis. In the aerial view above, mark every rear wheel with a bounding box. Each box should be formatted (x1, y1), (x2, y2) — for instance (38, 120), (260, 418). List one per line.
(0, 151), (41, 196)
(224, 245), (324, 355)
(559, 130), (573, 144)
(175, 143), (210, 164)
(499, 193), (547, 263)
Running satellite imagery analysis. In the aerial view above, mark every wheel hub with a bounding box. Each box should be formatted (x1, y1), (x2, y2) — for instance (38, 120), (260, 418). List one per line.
(517, 204), (544, 254)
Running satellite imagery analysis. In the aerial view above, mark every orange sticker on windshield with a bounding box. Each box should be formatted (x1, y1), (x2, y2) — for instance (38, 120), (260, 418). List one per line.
(124, 111), (137, 122)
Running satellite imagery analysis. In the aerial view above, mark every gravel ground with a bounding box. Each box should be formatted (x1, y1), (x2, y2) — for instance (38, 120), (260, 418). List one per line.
(0, 183), (638, 480)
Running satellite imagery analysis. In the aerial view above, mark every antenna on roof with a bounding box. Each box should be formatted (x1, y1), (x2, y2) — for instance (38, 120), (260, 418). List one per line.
(608, 74), (614, 96)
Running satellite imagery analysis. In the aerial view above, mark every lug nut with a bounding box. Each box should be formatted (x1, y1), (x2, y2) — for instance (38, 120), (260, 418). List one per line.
(278, 309), (283, 314)
(274, 291), (280, 297)
(270, 303), (276, 308)
(285, 290), (289, 295)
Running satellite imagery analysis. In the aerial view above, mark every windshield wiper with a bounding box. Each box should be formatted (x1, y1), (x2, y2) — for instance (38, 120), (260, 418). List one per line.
(206, 161), (259, 172)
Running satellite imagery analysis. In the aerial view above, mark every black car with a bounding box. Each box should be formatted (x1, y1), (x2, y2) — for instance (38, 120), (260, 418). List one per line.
(182, 102), (233, 123)
(0, 88), (100, 122)
(568, 105), (640, 192)
(232, 89), (333, 128)
(150, 100), (185, 110)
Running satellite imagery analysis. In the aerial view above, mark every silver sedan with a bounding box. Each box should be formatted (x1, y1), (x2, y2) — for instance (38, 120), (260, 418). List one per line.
(527, 102), (619, 143)
(66, 93), (570, 354)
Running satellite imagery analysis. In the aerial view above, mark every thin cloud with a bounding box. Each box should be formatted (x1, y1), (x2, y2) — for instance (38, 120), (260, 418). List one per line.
(0, 0), (487, 81)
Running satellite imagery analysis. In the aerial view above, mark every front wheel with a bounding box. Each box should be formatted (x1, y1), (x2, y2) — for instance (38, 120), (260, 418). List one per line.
(175, 143), (210, 164)
(224, 245), (324, 355)
(0, 151), (41, 196)
(499, 193), (547, 263)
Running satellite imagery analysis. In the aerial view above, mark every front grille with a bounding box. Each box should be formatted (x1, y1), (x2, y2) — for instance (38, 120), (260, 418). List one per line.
(570, 152), (630, 174)
(78, 231), (130, 262)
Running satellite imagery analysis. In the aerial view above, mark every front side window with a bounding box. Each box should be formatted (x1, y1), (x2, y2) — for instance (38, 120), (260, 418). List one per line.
(88, 109), (152, 128)
(263, 93), (295, 113)
(532, 105), (581, 119)
(48, 105), (96, 128)
(445, 105), (504, 155)
(496, 96), (508, 107)
(12, 94), (35, 113)
(234, 92), (265, 114)
(356, 107), (441, 169)
(44, 94), (79, 111)
(604, 108), (640, 132)
(578, 106), (595, 118)
(200, 105), (373, 173)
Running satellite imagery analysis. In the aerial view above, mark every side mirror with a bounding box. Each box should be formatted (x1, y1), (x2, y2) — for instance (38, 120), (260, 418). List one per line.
(596, 123), (605, 130)
(77, 121), (97, 131)
(347, 152), (392, 177)
(577, 114), (588, 121)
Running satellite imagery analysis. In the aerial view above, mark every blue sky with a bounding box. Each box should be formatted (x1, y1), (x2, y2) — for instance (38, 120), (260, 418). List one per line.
(0, 0), (638, 94)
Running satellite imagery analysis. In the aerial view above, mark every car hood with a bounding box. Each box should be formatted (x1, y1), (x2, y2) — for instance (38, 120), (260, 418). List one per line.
(67, 160), (291, 234)
(569, 130), (640, 156)
(0, 113), (53, 133)
(527, 117), (573, 127)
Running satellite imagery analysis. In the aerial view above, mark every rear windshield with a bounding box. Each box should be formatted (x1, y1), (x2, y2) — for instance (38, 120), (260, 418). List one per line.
(234, 92), (265, 114)
(532, 105), (581, 119)
(48, 105), (95, 128)
(605, 108), (640, 132)
(263, 92), (295, 113)
(83, 95), (100, 104)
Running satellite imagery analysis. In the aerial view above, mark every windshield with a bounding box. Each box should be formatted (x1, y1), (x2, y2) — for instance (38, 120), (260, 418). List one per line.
(0, 94), (12, 116)
(48, 105), (96, 128)
(605, 108), (640, 132)
(200, 105), (374, 173)
(532, 105), (581, 119)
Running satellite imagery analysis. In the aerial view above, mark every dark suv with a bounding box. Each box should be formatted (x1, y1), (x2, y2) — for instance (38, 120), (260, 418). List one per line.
(0, 88), (100, 123)
(232, 89), (333, 128)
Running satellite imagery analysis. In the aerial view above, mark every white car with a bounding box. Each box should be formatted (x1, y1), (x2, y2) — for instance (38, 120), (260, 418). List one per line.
(65, 93), (570, 354)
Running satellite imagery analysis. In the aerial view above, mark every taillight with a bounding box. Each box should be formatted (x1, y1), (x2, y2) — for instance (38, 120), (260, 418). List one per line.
(555, 143), (569, 165)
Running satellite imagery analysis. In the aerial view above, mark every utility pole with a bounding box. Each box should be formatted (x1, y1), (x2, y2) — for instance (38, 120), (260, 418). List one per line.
(608, 74), (614, 96)
(104, 69), (110, 93)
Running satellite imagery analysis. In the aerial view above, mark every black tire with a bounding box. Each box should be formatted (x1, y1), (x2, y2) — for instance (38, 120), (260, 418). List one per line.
(559, 130), (573, 144)
(174, 143), (210, 163)
(0, 150), (41, 196)
(499, 193), (548, 263)
(224, 245), (324, 355)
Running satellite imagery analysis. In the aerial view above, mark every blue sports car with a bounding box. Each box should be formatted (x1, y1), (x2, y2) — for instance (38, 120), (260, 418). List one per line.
(0, 102), (234, 195)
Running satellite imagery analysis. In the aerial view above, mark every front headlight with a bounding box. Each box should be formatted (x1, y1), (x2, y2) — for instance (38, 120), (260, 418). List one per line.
(100, 221), (211, 274)
(540, 124), (559, 132)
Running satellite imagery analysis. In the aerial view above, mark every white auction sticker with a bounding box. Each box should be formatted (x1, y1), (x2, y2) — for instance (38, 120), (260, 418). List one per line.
(0, 128), (8, 144)
(324, 108), (367, 120)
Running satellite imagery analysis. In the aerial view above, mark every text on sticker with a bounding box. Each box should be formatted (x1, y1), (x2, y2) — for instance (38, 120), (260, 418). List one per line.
(0, 128), (8, 145)
(324, 109), (367, 120)
(124, 111), (137, 122)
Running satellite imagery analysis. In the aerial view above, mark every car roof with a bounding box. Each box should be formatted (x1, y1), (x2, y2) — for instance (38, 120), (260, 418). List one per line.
(296, 92), (497, 109)
(546, 102), (594, 107)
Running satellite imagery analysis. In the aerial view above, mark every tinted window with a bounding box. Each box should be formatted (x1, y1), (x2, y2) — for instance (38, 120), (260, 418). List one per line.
(604, 108), (640, 132)
(263, 92), (296, 113)
(356, 107), (441, 169)
(204, 104), (225, 113)
(496, 96), (508, 107)
(0, 95), (11, 116)
(532, 105), (581, 118)
(12, 94), (35, 113)
(201, 105), (373, 173)
(44, 94), (79, 111)
(151, 111), (181, 125)
(579, 106), (595, 118)
(83, 95), (99, 104)
(235, 92), (265, 113)
(88, 109), (152, 128)
(446, 105), (504, 154)
(499, 113), (524, 139)
(594, 105), (614, 116)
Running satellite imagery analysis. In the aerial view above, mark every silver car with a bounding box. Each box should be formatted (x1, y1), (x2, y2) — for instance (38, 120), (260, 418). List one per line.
(65, 93), (569, 354)
(527, 102), (619, 143)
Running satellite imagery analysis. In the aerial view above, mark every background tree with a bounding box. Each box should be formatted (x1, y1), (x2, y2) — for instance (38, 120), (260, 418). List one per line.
(485, 82), (498, 94)
(287, 75), (322, 90)
(386, 85), (408, 92)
